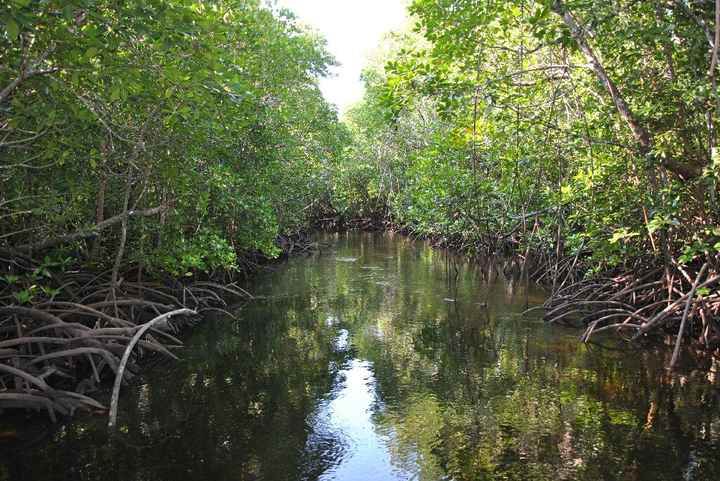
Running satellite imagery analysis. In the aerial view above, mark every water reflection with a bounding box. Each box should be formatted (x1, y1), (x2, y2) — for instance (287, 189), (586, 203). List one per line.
(317, 357), (403, 481)
(2, 232), (720, 481)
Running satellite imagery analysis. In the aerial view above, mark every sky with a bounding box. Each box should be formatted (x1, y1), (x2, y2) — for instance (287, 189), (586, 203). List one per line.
(274, 0), (408, 113)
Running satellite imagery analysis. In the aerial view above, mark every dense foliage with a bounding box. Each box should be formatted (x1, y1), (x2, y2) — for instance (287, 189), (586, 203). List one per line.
(3, 0), (720, 277)
(334, 0), (720, 272)
(1, 0), (347, 276)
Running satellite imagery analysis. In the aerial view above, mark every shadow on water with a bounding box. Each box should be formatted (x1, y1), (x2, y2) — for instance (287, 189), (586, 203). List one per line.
(2, 231), (720, 481)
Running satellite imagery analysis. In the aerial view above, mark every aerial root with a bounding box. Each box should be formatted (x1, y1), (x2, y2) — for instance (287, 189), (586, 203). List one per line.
(528, 255), (720, 367)
(0, 262), (252, 425)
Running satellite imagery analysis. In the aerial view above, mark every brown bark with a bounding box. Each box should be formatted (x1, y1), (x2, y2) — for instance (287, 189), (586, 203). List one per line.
(111, 185), (131, 288)
(90, 173), (107, 260)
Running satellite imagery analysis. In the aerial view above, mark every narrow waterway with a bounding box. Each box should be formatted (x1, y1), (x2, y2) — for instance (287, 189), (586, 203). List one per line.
(2, 232), (719, 481)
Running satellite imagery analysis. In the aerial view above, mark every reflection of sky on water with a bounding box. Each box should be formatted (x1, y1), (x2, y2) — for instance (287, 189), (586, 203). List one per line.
(304, 328), (412, 481)
(318, 358), (409, 481)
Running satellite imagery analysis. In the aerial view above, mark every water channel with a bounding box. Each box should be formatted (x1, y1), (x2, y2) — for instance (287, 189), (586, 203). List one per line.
(2, 232), (720, 480)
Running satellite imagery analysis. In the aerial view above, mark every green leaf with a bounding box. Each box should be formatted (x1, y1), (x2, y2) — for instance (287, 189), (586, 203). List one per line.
(5, 19), (19, 40)
(13, 289), (32, 304)
(609, 229), (638, 244)
(1, 275), (19, 284)
(110, 85), (122, 101)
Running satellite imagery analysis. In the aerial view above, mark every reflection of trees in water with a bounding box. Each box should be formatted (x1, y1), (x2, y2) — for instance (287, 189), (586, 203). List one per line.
(332, 236), (720, 481)
(3, 233), (720, 481)
(1, 292), (352, 481)
(364, 313), (720, 481)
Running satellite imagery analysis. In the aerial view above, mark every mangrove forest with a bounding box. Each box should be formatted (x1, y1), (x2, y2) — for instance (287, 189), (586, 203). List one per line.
(1, 0), (720, 480)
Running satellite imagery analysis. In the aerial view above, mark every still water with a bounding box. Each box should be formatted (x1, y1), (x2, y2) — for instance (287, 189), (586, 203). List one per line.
(2, 232), (720, 480)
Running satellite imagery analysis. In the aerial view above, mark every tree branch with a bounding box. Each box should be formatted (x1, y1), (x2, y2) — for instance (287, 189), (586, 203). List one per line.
(0, 46), (58, 105)
(14, 205), (169, 252)
(673, 0), (715, 50)
(552, 0), (702, 180)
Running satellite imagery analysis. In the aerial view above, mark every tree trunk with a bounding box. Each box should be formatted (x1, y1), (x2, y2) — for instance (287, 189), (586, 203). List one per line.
(90, 174), (107, 261)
